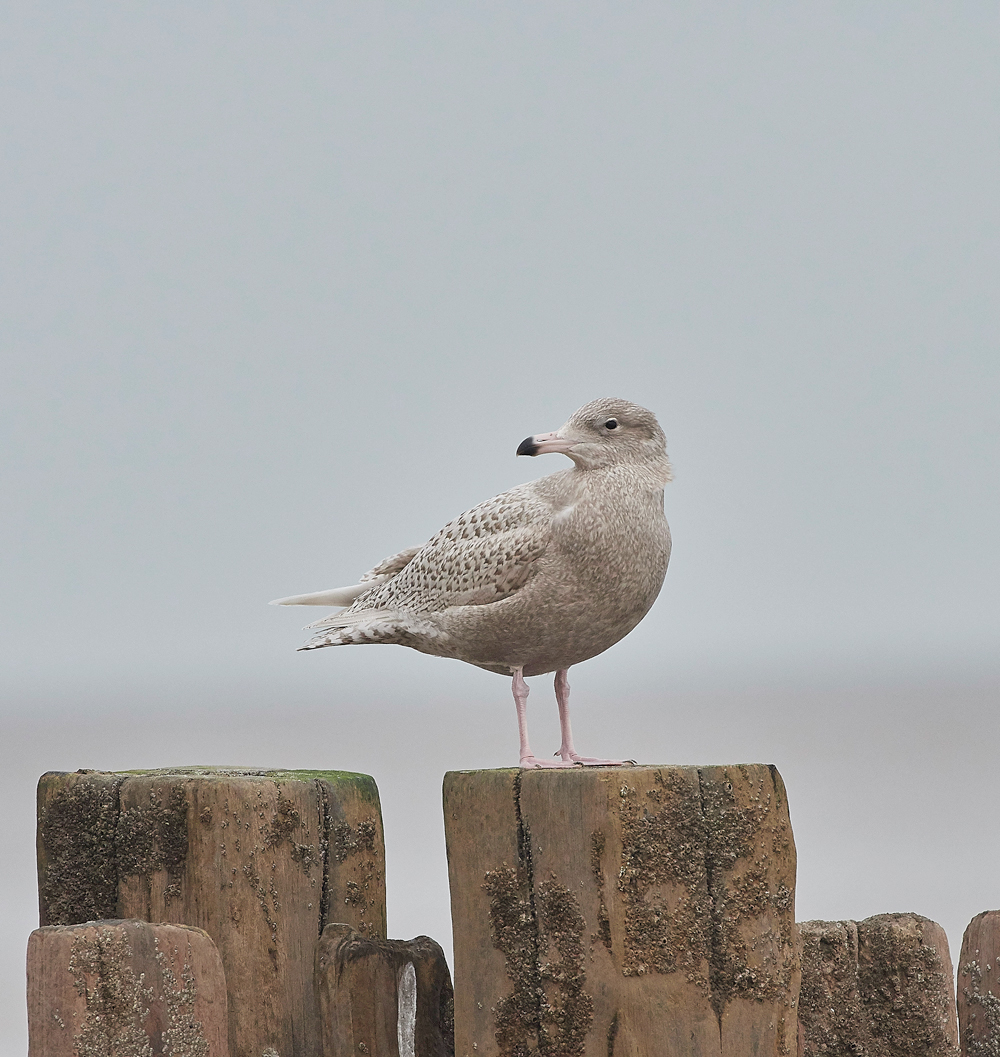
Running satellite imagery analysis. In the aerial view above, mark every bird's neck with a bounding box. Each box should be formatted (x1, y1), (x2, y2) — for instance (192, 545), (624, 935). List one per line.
(573, 456), (672, 490)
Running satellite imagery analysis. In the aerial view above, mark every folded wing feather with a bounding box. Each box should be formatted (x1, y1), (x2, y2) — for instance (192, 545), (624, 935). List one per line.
(269, 546), (423, 608)
(273, 484), (553, 649)
(345, 486), (551, 615)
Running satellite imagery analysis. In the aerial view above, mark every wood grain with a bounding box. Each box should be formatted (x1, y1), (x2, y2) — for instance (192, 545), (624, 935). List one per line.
(798, 913), (959, 1056)
(27, 920), (228, 1057)
(316, 923), (454, 1056)
(36, 766), (386, 1057)
(957, 910), (1000, 1057)
(443, 765), (799, 1057)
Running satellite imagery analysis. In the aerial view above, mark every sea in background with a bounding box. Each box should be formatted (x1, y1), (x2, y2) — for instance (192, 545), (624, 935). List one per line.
(3, 653), (997, 1053)
(2, 1), (997, 1050)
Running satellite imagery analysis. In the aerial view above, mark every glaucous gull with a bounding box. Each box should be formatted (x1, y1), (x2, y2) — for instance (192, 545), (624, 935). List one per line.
(271, 398), (672, 768)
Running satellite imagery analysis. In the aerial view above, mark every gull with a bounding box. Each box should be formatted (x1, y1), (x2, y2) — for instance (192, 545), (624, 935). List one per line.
(271, 398), (672, 768)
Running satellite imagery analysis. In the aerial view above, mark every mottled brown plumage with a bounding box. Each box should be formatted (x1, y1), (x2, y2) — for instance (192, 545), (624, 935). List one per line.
(272, 398), (672, 766)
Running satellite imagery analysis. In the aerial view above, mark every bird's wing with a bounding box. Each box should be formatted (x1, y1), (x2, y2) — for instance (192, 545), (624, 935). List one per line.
(270, 546), (422, 608)
(346, 485), (551, 615)
(359, 546), (422, 582)
(271, 583), (375, 607)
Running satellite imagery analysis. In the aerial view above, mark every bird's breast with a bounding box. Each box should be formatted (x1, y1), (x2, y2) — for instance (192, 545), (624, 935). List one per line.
(547, 492), (670, 606)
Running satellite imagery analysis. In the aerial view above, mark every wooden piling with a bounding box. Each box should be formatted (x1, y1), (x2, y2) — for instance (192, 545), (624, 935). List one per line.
(796, 920), (864, 1055)
(798, 913), (959, 1056)
(315, 923), (454, 1056)
(957, 910), (1000, 1056)
(27, 919), (228, 1057)
(36, 766), (387, 1057)
(443, 764), (800, 1057)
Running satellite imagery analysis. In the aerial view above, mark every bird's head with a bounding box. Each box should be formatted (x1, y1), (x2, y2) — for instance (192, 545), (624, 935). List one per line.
(516, 398), (671, 478)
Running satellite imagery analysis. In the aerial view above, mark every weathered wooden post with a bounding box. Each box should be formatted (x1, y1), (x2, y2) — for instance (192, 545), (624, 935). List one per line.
(36, 766), (387, 1057)
(443, 765), (800, 1057)
(957, 910), (1000, 1056)
(795, 920), (864, 1054)
(315, 923), (455, 1056)
(797, 913), (959, 1056)
(27, 920), (228, 1057)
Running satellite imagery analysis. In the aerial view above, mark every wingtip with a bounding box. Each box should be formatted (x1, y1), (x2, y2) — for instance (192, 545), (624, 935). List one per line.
(268, 584), (376, 607)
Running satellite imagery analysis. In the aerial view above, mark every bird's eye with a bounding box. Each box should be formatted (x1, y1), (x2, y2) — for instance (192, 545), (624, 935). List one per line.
(604, 419), (618, 430)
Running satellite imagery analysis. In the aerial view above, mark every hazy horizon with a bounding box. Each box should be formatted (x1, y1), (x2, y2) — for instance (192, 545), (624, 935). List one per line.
(2, 2), (998, 1051)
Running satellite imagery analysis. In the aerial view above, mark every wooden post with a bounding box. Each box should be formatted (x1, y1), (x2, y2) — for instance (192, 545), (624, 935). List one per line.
(27, 920), (228, 1057)
(957, 910), (1000, 1056)
(798, 914), (959, 1056)
(36, 767), (387, 1057)
(315, 923), (455, 1056)
(796, 920), (865, 1055)
(443, 765), (800, 1057)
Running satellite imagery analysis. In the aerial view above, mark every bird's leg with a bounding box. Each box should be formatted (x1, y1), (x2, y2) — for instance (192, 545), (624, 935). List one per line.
(553, 668), (578, 763)
(513, 667), (575, 769)
(513, 667), (533, 761)
(554, 668), (630, 766)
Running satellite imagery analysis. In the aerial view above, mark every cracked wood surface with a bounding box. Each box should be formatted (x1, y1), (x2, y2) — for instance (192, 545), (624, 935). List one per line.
(797, 914), (958, 1057)
(315, 923), (455, 1057)
(444, 765), (799, 1057)
(36, 767), (386, 1057)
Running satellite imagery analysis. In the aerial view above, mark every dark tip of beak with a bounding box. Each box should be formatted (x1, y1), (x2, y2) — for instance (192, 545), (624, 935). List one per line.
(516, 436), (539, 457)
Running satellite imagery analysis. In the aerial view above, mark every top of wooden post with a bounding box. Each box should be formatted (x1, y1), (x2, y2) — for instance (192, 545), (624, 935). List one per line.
(44, 765), (380, 800)
(443, 762), (798, 1057)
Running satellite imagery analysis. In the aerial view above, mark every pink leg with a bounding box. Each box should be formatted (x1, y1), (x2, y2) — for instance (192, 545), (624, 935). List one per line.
(554, 668), (632, 766)
(513, 668), (575, 769)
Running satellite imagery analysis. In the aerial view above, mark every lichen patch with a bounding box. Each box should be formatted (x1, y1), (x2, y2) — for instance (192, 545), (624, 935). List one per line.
(616, 769), (711, 988)
(536, 879), (594, 1056)
(68, 926), (156, 1057)
(266, 792), (320, 874)
(484, 864), (540, 1057)
(699, 767), (798, 1019)
(797, 920), (867, 1056)
(155, 938), (211, 1057)
(117, 786), (190, 901)
(858, 913), (957, 1056)
(960, 953), (1000, 1057)
(39, 774), (124, 925)
(329, 816), (382, 936)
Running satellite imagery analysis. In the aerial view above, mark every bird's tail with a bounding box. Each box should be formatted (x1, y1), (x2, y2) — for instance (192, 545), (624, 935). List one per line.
(297, 609), (443, 650)
(301, 608), (391, 631)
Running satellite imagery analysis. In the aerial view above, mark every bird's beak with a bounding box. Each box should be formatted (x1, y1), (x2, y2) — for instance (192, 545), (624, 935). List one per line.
(516, 430), (574, 457)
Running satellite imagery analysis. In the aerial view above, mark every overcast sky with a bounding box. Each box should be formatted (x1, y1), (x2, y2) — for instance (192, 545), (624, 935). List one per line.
(2, 3), (998, 1051)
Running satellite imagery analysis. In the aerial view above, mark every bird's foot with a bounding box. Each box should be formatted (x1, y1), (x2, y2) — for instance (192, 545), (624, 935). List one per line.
(565, 754), (635, 767)
(519, 755), (579, 769)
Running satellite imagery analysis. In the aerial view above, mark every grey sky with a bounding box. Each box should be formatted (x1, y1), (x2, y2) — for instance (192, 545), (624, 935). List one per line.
(2, 3), (998, 1051)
